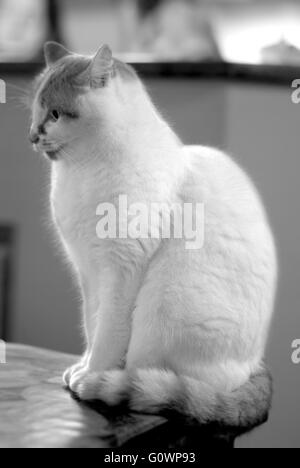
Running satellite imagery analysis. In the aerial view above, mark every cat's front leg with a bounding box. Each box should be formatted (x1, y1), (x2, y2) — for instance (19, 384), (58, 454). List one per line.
(68, 308), (132, 400)
(63, 282), (98, 386)
(68, 262), (143, 400)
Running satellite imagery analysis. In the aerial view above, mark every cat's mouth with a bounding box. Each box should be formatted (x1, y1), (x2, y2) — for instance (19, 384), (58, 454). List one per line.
(45, 149), (60, 161)
(40, 145), (65, 161)
(33, 142), (65, 161)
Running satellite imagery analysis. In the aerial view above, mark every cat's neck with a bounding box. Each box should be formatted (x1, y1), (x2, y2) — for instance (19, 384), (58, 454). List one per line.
(105, 80), (180, 150)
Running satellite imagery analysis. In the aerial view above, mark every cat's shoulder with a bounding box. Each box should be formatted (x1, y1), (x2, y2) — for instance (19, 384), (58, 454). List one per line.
(182, 145), (231, 164)
(181, 145), (237, 175)
(180, 144), (257, 196)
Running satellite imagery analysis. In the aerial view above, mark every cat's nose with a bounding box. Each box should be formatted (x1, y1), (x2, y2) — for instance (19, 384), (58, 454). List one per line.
(29, 128), (40, 145)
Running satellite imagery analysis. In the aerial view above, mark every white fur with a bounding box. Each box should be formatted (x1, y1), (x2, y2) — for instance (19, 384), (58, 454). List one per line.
(32, 56), (277, 421)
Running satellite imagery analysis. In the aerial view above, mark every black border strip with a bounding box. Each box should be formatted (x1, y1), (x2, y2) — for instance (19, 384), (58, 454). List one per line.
(0, 61), (299, 85)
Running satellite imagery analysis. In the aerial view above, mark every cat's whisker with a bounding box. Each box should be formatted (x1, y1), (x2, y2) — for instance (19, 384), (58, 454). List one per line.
(6, 82), (30, 94)
(60, 148), (89, 171)
(5, 83), (32, 110)
(59, 147), (78, 163)
(9, 97), (31, 111)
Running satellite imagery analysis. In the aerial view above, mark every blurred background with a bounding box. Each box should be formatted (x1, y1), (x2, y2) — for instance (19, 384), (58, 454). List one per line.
(1, 0), (300, 64)
(0, 0), (300, 448)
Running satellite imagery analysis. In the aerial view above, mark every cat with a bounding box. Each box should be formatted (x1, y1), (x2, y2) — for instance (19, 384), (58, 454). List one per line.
(29, 41), (277, 428)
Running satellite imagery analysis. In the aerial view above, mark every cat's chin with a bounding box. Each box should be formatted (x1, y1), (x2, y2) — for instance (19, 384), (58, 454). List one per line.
(44, 150), (59, 161)
(44, 146), (65, 161)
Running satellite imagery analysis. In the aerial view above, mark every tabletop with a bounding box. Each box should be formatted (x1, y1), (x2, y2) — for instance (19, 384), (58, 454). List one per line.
(0, 344), (238, 448)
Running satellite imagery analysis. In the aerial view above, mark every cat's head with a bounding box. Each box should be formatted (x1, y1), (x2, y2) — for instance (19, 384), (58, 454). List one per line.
(29, 42), (137, 162)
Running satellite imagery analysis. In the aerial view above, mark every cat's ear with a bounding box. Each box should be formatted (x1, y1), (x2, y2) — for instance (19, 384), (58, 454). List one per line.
(89, 45), (114, 88)
(44, 42), (72, 67)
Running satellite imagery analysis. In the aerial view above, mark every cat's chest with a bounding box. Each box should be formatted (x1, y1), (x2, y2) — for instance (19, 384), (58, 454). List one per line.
(50, 167), (109, 247)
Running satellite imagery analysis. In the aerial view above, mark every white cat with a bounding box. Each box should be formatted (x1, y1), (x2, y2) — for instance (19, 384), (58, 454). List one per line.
(30, 42), (277, 428)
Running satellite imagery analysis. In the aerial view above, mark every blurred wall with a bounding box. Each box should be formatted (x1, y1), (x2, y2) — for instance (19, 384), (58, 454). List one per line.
(225, 83), (300, 449)
(0, 75), (299, 447)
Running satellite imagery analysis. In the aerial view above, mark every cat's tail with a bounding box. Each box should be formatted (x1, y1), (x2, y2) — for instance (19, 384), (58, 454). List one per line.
(124, 365), (272, 428)
(93, 364), (272, 429)
(76, 364), (272, 428)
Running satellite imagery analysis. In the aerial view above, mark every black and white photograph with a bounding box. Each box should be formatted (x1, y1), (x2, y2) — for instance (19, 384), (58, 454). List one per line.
(0, 0), (299, 451)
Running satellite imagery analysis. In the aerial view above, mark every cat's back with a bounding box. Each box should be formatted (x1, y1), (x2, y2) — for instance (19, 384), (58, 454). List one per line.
(182, 145), (252, 191)
(181, 145), (267, 219)
(180, 144), (277, 264)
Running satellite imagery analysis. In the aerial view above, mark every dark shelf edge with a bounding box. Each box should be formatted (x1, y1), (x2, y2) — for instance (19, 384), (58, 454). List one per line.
(0, 62), (43, 75)
(0, 61), (299, 85)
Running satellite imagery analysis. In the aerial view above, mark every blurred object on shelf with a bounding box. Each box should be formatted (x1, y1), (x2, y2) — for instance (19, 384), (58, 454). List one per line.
(137, 0), (162, 18)
(261, 38), (300, 66)
(210, 1), (300, 65)
(135, 0), (221, 61)
(59, 0), (221, 62)
(60, 0), (134, 56)
(0, 0), (49, 62)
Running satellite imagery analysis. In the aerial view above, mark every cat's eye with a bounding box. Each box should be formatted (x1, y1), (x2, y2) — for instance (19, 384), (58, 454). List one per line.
(50, 109), (60, 121)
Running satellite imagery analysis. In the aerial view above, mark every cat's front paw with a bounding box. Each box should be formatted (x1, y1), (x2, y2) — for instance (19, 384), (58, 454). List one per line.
(69, 368), (130, 406)
(63, 356), (88, 386)
(63, 364), (83, 387)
